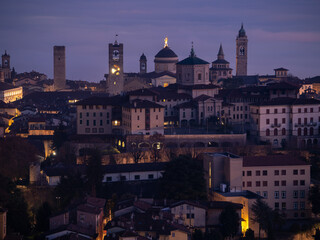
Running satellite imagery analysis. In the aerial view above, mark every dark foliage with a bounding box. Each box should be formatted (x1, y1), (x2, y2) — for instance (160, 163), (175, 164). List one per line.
(0, 174), (31, 234)
(36, 202), (52, 232)
(0, 137), (38, 180)
(159, 155), (207, 200)
(309, 185), (320, 216)
(219, 205), (240, 238)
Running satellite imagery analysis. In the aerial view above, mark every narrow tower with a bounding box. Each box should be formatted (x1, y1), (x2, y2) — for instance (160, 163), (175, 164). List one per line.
(1, 51), (11, 81)
(139, 53), (147, 74)
(236, 24), (248, 76)
(107, 36), (124, 96)
(54, 46), (66, 90)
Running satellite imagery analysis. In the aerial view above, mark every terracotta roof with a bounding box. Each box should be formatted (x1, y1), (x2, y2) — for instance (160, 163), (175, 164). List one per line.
(102, 162), (167, 174)
(86, 197), (106, 208)
(243, 155), (309, 167)
(266, 81), (299, 90)
(193, 94), (212, 102)
(170, 200), (207, 210)
(251, 97), (320, 106)
(175, 101), (197, 109)
(274, 67), (288, 71)
(177, 56), (209, 65)
(77, 203), (102, 215)
(212, 59), (230, 64)
(0, 82), (17, 91)
(123, 99), (164, 109)
(204, 201), (242, 209)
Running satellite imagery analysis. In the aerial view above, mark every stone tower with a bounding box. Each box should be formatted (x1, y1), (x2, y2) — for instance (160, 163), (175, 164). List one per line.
(1, 51), (11, 81)
(236, 24), (248, 76)
(139, 53), (147, 74)
(107, 39), (124, 96)
(54, 46), (66, 90)
(2, 51), (10, 69)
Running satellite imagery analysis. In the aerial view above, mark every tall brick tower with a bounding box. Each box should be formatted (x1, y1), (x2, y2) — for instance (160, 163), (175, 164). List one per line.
(236, 24), (248, 76)
(107, 38), (124, 96)
(1, 51), (11, 81)
(54, 46), (66, 90)
(139, 53), (147, 74)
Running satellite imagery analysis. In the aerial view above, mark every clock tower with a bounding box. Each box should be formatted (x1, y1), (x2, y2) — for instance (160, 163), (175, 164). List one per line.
(236, 24), (248, 76)
(107, 38), (124, 96)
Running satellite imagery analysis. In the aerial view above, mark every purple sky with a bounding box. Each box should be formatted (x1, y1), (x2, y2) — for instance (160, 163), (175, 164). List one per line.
(1, 0), (320, 82)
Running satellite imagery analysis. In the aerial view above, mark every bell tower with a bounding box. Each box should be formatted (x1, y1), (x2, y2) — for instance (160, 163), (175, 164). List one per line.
(139, 53), (147, 74)
(107, 36), (124, 96)
(2, 51), (10, 69)
(236, 24), (248, 76)
(1, 51), (11, 81)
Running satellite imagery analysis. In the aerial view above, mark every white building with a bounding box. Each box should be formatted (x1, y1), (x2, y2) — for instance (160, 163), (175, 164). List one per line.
(250, 98), (320, 148)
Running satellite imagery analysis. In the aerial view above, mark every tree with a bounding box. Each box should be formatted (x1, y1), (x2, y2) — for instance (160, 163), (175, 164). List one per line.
(53, 171), (86, 210)
(192, 229), (203, 240)
(85, 148), (103, 197)
(149, 134), (164, 162)
(244, 228), (255, 240)
(0, 137), (38, 180)
(219, 205), (240, 239)
(130, 143), (145, 163)
(251, 199), (284, 240)
(36, 202), (52, 232)
(159, 155), (207, 200)
(309, 185), (320, 216)
(52, 123), (68, 153)
(0, 174), (31, 235)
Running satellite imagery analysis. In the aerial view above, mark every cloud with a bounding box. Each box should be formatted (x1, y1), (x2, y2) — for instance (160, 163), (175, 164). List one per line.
(251, 29), (320, 43)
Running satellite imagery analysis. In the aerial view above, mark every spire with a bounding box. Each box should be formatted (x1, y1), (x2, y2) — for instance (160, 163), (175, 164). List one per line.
(218, 44), (224, 59)
(190, 41), (195, 57)
(238, 23), (246, 38)
(164, 37), (168, 48)
(114, 34), (118, 45)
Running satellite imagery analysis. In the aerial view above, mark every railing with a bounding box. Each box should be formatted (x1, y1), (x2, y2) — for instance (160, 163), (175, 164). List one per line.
(271, 123), (281, 128)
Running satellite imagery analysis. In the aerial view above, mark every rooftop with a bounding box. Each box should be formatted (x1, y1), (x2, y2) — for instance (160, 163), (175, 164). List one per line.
(243, 155), (309, 167)
(155, 46), (178, 58)
(251, 97), (320, 106)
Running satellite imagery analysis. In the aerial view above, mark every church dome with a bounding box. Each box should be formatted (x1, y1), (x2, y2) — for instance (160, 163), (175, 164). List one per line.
(155, 46), (178, 58)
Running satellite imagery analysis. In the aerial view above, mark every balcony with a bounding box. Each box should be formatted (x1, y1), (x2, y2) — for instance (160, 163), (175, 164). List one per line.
(271, 123), (281, 128)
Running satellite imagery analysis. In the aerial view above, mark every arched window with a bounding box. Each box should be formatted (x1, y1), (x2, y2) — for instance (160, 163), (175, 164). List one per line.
(310, 127), (314, 136)
(304, 128), (308, 136)
(298, 128), (301, 136)
(266, 129), (270, 136)
(274, 128), (278, 136)
(282, 128), (286, 136)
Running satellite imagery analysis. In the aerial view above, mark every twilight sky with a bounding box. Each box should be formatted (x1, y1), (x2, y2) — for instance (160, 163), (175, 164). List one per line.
(0, 0), (320, 82)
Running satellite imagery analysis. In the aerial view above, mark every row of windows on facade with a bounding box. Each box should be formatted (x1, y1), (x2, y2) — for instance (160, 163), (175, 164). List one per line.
(255, 190), (305, 200)
(265, 117), (319, 125)
(234, 105), (248, 112)
(80, 119), (110, 126)
(265, 127), (318, 136)
(212, 70), (231, 77)
(82, 105), (109, 110)
(244, 169), (305, 177)
(233, 113), (248, 120)
(79, 112), (110, 118)
(264, 107), (320, 114)
(105, 174), (155, 181)
(178, 72), (208, 81)
(244, 180), (306, 188)
(273, 201), (305, 211)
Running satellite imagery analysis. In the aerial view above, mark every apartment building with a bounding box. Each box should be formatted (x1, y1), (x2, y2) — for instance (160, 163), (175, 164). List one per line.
(122, 99), (164, 135)
(76, 96), (124, 135)
(203, 153), (311, 218)
(242, 155), (311, 219)
(250, 98), (320, 147)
